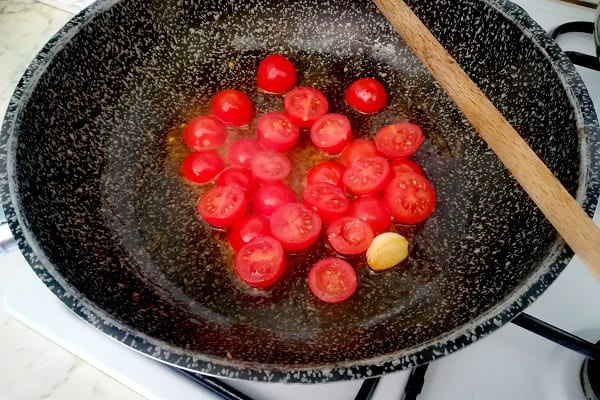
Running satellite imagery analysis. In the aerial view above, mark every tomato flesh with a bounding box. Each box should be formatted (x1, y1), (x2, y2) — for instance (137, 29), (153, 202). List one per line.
(283, 86), (329, 128)
(384, 172), (436, 224)
(257, 112), (300, 152)
(305, 161), (346, 189)
(197, 186), (247, 228)
(302, 182), (350, 224)
(310, 113), (352, 155)
(183, 115), (227, 151)
(345, 78), (387, 114)
(181, 150), (225, 184)
(227, 138), (262, 169)
(348, 195), (392, 234)
(375, 122), (424, 159)
(327, 217), (374, 256)
(216, 167), (258, 196)
(250, 149), (292, 183)
(256, 54), (297, 94)
(339, 138), (378, 168)
(391, 158), (425, 177)
(210, 89), (254, 127)
(308, 258), (357, 303)
(228, 214), (271, 252)
(252, 182), (296, 216)
(343, 155), (392, 196)
(270, 203), (322, 252)
(235, 236), (286, 288)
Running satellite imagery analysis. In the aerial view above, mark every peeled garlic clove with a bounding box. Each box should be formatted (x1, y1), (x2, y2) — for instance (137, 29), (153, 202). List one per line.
(366, 232), (409, 271)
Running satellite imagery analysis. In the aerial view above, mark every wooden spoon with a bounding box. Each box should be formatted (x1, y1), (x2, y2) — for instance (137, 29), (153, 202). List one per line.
(373, 0), (600, 281)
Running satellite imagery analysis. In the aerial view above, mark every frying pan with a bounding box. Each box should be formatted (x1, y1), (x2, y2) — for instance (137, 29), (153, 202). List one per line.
(2, 0), (599, 383)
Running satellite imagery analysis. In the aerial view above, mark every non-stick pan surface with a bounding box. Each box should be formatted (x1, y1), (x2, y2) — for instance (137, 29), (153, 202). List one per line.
(1, 0), (599, 382)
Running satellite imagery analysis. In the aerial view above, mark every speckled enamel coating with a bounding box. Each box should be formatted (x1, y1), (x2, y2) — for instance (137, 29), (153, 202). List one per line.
(1, 0), (599, 383)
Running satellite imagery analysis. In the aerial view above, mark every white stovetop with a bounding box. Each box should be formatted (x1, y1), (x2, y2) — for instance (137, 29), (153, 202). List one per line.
(1, 1), (600, 400)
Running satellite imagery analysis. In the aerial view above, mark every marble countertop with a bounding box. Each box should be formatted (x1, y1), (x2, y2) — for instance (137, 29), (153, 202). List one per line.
(0, 1), (143, 399)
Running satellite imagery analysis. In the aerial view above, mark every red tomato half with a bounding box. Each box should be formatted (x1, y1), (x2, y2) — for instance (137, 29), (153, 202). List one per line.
(339, 139), (378, 168)
(210, 89), (254, 127)
(257, 112), (300, 152)
(308, 258), (357, 303)
(252, 182), (297, 216)
(391, 158), (425, 177)
(327, 217), (374, 256)
(270, 203), (322, 252)
(310, 113), (352, 155)
(182, 115), (227, 151)
(347, 195), (391, 234)
(305, 161), (346, 188)
(283, 86), (329, 128)
(181, 150), (225, 184)
(375, 122), (424, 159)
(302, 182), (350, 224)
(227, 138), (262, 169)
(343, 155), (392, 196)
(228, 214), (271, 252)
(256, 54), (297, 94)
(250, 149), (292, 183)
(345, 78), (387, 114)
(197, 186), (247, 228)
(384, 173), (436, 224)
(216, 167), (258, 196)
(235, 236), (286, 288)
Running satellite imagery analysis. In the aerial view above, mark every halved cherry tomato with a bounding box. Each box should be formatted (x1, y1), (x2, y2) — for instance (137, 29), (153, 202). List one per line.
(228, 214), (271, 252)
(182, 115), (227, 151)
(227, 138), (262, 169)
(343, 155), (392, 196)
(384, 172), (436, 224)
(345, 78), (387, 114)
(327, 217), (374, 256)
(250, 149), (291, 183)
(256, 54), (297, 94)
(257, 112), (300, 152)
(375, 122), (424, 159)
(283, 86), (329, 128)
(347, 195), (391, 234)
(339, 138), (378, 168)
(310, 113), (352, 155)
(210, 89), (254, 127)
(305, 161), (346, 189)
(270, 203), (322, 252)
(235, 236), (286, 288)
(251, 182), (296, 216)
(308, 258), (357, 303)
(197, 186), (247, 228)
(216, 167), (258, 196)
(181, 150), (225, 184)
(391, 158), (425, 177)
(302, 182), (350, 224)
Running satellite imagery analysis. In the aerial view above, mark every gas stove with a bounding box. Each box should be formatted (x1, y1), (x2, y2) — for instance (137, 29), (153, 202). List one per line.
(4, 1), (600, 399)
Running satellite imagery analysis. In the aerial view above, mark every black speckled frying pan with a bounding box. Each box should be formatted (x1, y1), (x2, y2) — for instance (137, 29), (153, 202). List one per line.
(1, 0), (600, 383)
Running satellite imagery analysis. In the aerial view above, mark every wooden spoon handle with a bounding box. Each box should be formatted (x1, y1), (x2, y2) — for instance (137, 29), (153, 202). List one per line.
(374, 0), (600, 281)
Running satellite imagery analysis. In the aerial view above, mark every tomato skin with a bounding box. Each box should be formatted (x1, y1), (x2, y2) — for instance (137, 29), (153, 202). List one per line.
(309, 113), (352, 155)
(257, 112), (300, 152)
(250, 149), (292, 183)
(197, 186), (247, 228)
(256, 54), (297, 94)
(283, 86), (329, 128)
(302, 182), (350, 224)
(183, 115), (227, 151)
(375, 122), (424, 159)
(227, 138), (262, 169)
(308, 258), (357, 303)
(347, 195), (392, 234)
(384, 173), (436, 224)
(327, 217), (374, 256)
(252, 182), (297, 216)
(339, 139), (378, 168)
(305, 161), (346, 189)
(181, 150), (225, 184)
(343, 155), (392, 196)
(345, 78), (387, 114)
(235, 236), (286, 288)
(270, 203), (322, 252)
(216, 167), (258, 196)
(228, 214), (271, 252)
(391, 158), (425, 177)
(210, 89), (254, 127)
